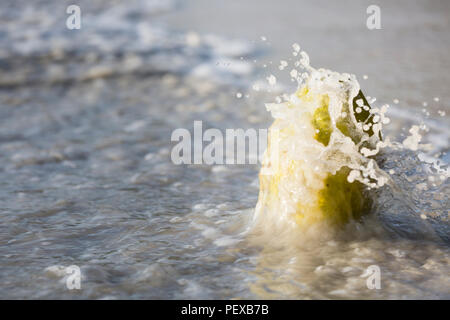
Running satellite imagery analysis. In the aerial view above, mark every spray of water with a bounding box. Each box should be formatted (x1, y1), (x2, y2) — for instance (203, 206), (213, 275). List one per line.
(251, 46), (449, 243)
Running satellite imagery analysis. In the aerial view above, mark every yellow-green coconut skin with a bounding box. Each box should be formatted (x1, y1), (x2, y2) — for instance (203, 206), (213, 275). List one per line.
(258, 87), (376, 227)
(311, 91), (371, 225)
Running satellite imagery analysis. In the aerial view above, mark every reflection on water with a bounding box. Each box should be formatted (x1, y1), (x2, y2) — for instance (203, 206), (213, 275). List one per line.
(0, 0), (448, 299)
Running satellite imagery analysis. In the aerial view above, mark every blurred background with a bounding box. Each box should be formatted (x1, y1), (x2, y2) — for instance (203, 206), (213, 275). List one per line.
(160, 0), (450, 113)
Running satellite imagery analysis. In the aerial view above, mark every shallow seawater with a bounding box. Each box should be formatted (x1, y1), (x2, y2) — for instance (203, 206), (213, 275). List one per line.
(0, 0), (449, 299)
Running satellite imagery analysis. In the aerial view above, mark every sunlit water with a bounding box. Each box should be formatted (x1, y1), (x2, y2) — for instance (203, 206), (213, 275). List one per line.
(0, 0), (448, 299)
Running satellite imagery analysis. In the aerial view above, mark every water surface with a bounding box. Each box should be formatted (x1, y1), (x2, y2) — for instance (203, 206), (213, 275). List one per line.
(0, 0), (448, 299)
